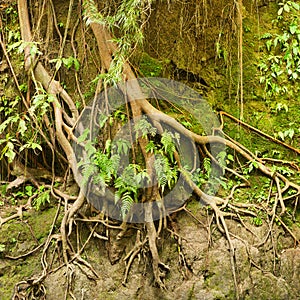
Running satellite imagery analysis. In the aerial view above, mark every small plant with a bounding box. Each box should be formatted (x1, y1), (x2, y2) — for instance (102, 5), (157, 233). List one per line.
(252, 216), (263, 226)
(32, 186), (51, 211)
(258, 1), (300, 97)
(134, 117), (157, 139)
(49, 56), (80, 72)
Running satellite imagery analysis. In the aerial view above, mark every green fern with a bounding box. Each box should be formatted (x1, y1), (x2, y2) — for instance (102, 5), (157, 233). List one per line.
(112, 138), (131, 155)
(82, 163), (99, 186)
(154, 154), (178, 193)
(120, 192), (134, 219)
(145, 140), (157, 153)
(33, 187), (50, 211)
(134, 117), (157, 139)
(161, 132), (174, 161)
(203, 157), (211, 178)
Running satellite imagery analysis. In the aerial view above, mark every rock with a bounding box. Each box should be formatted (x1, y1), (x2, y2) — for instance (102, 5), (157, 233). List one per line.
(240, 270), (290, 300)
(279, 248), (300, 298)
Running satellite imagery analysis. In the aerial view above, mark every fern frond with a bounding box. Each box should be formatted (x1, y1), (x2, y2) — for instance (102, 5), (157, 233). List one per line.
(134, 117), (157, 139)
(203, 157), (211, 177)
(121, 192), (134, 219)
(161, 131), (177, 162)
(154, 154), (178, 193)
(145, 140), (157, 153)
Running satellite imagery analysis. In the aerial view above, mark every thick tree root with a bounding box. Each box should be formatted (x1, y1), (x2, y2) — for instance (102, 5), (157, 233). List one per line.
(6, 1), (300, 298)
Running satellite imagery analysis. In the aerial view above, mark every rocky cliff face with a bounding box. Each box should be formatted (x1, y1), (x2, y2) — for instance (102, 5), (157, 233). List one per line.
(39, 208), (300, 299)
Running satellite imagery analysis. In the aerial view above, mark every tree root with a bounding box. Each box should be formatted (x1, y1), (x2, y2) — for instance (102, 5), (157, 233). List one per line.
(122, 230), (147, 286)
(6, 1), (300, 298)
(145, 202), (170, 289)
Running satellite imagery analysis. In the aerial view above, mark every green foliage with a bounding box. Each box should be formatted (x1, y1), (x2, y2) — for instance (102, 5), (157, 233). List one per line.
(113, 110), (127, 123)
(7, 40), (42, 57)
(83, 0), (151, 85)
(275, 127), (295, 141)
(258, 0), (300, 97)
(0, 244), (5, 253)
(114, 164), (150, 218)
(0, 95), (29, 162)
(112, 138), (131, 155)
(77, 128), (90, 144)
(77, 112), (183, 219)
(32, 186), (51, 211)
(134, 117), (157, 138)
(145, 140), (157, 154)
(252, 216), (263, 226)
(0, 135), (16, 162)
(0, 83), (54, 162)
(192, 158), (212, 188)
(161, 132), (179, 162)
(203, 157), (212, 177)
(5, 184), (51, 211)
(29, 88), (55, 118)
(139, 53), (163, 77)
(246, 160), (259, 174)
(78, 131), (153, 219)
(120, 192), (135, 218)
(49, 56), (80, 72)
(271, 165), (294, 177)
(154, 154), (178, 193)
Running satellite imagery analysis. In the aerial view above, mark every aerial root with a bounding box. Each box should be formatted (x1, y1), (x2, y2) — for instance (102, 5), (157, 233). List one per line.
(122, 230), (147, 285)
(144, 202), (170, 289)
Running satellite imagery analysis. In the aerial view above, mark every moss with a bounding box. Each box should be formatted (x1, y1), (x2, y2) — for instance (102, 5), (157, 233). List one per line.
(138, 53), (164, 77)
(0, 255), (41, 300)
(25, 206), (61, 241)
(0, 206), (61, 297)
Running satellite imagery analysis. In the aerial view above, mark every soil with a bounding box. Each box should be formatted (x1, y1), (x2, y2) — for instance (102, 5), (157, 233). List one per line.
(1, 200), (300, 299)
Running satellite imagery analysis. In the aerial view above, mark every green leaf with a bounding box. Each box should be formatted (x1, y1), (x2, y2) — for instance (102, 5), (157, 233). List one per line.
(62, 56), (74, 69)
(98, 114), (108, 128)
(290, 23), (297, 35)
(121, 192), (134, 219)
(266, 40), (272, 52)
(278, 131), (285, 141)
(77, 128), (90, 143)
(85, 140), (96, 157)
(283, 3), (290, 12)
(227, 154), (234, 162)
(73, 58), (80, 71)
(18, 119), (27, 136)
(115, 139), (131, 155)
(5, 148), (15, 163)
(25, 185), (34, 197)
(291, 2), (299, 10)
(145, 140), (157, 153)
(31, 143), (42, 151)
(33, 189), (50, 211)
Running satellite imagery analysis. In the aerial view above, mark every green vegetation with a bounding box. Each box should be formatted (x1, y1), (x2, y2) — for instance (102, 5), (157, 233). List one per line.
(258, 1), (300, 98)
(0, 0), (300, 299)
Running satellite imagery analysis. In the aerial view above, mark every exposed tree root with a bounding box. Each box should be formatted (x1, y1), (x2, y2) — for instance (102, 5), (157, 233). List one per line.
(122, 230), (147, 285)
(2, 1), (299, 299)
